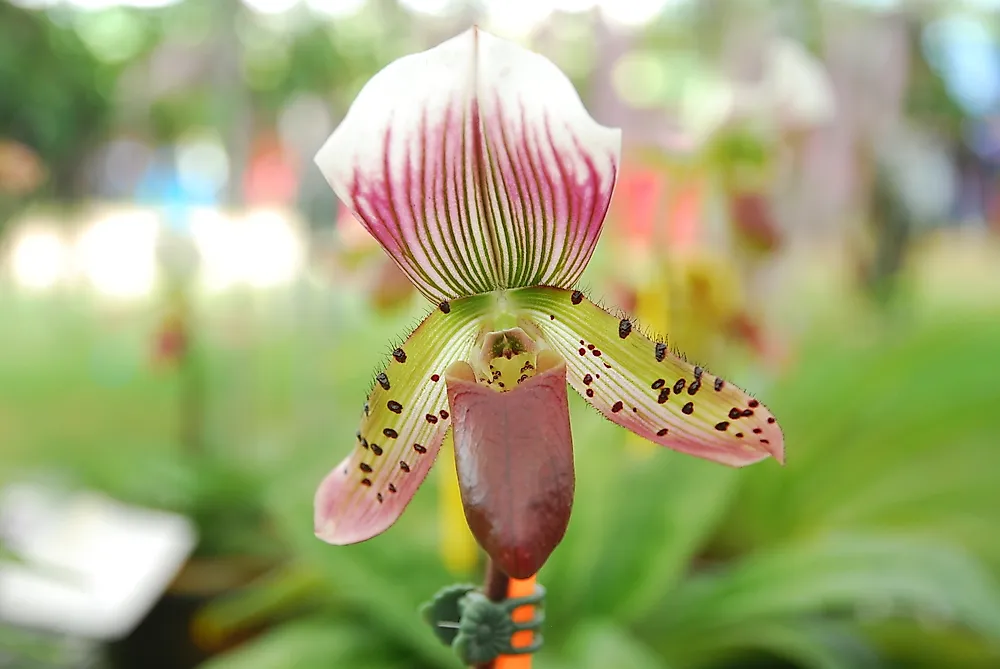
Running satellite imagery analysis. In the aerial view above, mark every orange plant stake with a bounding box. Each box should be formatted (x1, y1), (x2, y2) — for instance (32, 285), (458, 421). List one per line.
(496, 575), (537, 669)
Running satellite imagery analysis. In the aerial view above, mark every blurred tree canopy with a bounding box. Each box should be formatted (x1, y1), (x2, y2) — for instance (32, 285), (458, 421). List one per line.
(0, 3), (118, 204)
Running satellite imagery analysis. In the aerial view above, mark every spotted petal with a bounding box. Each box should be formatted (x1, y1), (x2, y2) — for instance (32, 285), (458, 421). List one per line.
(315, 28), (620, 304)
(510, 286), (784, 467)
(314, 295), (490, 544)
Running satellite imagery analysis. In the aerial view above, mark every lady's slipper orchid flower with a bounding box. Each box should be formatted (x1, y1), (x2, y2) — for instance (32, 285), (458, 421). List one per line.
(314, 28), (784, 579)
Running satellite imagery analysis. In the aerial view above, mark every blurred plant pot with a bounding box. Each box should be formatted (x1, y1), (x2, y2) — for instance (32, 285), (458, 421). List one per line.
(105, 555), (275, 669)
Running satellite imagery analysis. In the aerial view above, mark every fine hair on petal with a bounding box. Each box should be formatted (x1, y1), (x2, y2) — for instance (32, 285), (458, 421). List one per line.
(364, 308), (440, 396)
(570, 285), (745, 390)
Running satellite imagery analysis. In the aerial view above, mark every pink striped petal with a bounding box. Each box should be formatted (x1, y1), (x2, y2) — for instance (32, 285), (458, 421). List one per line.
(509, 286), (785, 467)
(315, 28), (620, 304)
(314, 295), (489, 544)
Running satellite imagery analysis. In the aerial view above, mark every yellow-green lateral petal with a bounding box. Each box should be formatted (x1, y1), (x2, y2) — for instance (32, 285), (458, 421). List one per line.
(509, 286), (784, 467)
(314, 295), (491, 544)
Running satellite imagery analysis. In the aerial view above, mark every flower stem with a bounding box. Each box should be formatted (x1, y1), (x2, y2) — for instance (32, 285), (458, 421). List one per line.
(483, 558), (511, 602)
(474, 559), (510, 669)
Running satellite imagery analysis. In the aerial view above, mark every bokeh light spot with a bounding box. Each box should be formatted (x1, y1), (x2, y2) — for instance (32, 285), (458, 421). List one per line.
(74, 210), (159, 300)
(9, 228), (67, 291)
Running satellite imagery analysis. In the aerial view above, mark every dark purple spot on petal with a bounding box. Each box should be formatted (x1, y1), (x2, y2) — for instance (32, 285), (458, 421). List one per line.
(657, 388), (670, 404)
(742, 409), (754, 417)
(583, 373), (593, 385)
(431, 374), (440, 382)
(760, 439), (770, 445)
(399, 460), (410, 472)
(715, 421), (729, 431)
(361, 478), (372, 487)
(729, 408), (742, 419)
(579, 347), (586, 356)
(687, 380), (701, 395)
(439, 410), (449, 419)
(656, 428), (668, 436)
(438, 301), (451, 314)
(593, 349), (602, 357)
(425, 413), (438, 424)
(388, 483), (397, 493)
(586, 388), (594, 398)
(694, 366), (703, 379)
(655, 342), (667, 362)
(571, 290), (583, 305)
(673, 378), (686, 394)
(748, 399), (759, 408)
(376, 492), (383, 503)
(359, 462), (372, 473)
(382, 427), (398, 439)
(376, 372), (390, 390)
(611, 400), (624, 413)
(618, 318), (632, 339)
(753, 428), (763, 434)
(651, 378), (665, 389)
(767, 417), (776, 424)
(387, 400), (403, 413)
(413, 443), (427, 454)
(714, 377), (724, 391)
(735, 432), (744, 438)
(392, 348), (407, 363)
(682, 402), (694, 415)
(371, 443), (383, 456)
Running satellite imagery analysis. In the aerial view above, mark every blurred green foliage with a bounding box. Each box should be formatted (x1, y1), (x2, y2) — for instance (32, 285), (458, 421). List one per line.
(5, 270), (1000, 669)
(0, 626), (103, 669)
(0, 4), (117, 202)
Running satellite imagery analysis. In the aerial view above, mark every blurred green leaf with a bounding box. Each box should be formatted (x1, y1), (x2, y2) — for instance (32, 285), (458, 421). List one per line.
(199, 618), (384, 669)
(649, 533), (1000, 647)
(726, 309), (1000, 569)
(553, 423), (738, 624)
(194, 563), (330, 643)
(688, 621), (881, 669)
(560, 622), (673, 669)
(867, 620), (1000, 668)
